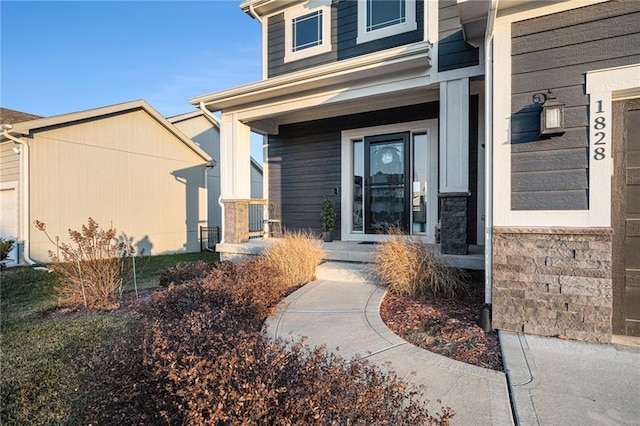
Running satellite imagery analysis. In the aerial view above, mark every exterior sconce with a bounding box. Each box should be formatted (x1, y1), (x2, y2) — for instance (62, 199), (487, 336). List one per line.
(539, 90), (565, 136)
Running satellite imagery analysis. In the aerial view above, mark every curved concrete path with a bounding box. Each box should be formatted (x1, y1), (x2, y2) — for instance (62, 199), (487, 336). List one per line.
(264, 262), (513, 425)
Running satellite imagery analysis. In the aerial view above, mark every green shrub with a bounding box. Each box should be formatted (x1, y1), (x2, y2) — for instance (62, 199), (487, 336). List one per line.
(0, 238), (15, 261)
(374, 227), (468, 299)
(34, 218), (134, 310)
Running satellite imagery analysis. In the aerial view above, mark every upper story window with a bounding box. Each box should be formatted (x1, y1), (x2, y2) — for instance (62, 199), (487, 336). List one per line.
(284, 1), (332, 63)
(357, 0), (417, 44)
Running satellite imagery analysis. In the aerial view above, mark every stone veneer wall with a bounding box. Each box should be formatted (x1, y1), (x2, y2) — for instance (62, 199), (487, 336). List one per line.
(492, 227), (613, 343)
(439, 194), (469, 255)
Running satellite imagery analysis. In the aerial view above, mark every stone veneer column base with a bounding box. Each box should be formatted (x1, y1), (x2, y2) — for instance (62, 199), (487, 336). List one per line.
(439, 193), (469, 255)
(492, 227), (613, 343)
(222, 200), (249, 244)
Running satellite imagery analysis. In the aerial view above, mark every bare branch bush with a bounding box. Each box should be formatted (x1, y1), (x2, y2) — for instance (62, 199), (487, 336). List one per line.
(34, 218), (134, 310)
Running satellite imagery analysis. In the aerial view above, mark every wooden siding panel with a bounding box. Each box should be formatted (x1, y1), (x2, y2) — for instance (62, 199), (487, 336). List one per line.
(511, 1), (640, 37)
(512, 190), (589, 211)
(438, 3), (479, 72)
(512, 148), (588, 173)
(512, 33), (640, 75)
(268, 1), (424, 77)
(510, 2), (640, 210)
(512, 169), (588, 193)
(512, 11), (640, 55)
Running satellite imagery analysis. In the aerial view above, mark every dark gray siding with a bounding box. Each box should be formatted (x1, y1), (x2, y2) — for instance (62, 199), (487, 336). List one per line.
(438, 0), (479, 72)
(510, 1), (640, 210)
(268, 103), (438, 239)
(268, 0), (424, 78)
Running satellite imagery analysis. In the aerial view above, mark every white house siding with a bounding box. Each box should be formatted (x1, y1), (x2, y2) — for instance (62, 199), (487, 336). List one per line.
(28, 109), (207, 262)
(0, 143), (20, 183)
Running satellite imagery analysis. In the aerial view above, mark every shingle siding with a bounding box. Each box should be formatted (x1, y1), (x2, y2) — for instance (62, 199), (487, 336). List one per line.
(510, 1), (640, 210)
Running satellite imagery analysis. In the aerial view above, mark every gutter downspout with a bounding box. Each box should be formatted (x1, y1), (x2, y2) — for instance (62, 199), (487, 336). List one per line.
(2, 125), (36, 265)
(484, 0), (498, 305)
(247, 3), (263, 24)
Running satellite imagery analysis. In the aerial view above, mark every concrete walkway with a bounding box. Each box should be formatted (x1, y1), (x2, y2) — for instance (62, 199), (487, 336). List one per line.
(501, 331), (640, 426)
(265, 262), (640, 425)
(264, 262), (513, 425)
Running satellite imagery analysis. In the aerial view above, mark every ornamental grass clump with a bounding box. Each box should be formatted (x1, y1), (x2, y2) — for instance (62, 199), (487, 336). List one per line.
(34, 218), (134, 310)
(261, 229), (325, 287)
(374, 227), (468, 299)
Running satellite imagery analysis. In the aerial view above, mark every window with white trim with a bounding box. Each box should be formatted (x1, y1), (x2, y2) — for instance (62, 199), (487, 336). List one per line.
(357, 0), (417, 44)
(284, 1), (332, 63)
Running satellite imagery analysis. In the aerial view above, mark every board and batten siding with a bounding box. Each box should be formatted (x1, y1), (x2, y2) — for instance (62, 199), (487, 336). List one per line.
(268, 103), (439, 240)
(510, 1), (640, 210)
(267, 0), (424, 78)
(28, 109), (208, 262)
(438, 0), (480, 72)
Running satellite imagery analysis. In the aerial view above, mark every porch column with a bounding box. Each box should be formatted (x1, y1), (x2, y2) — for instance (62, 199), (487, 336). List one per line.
(439, 78), (470, 255)
(220, 112), (252, 243)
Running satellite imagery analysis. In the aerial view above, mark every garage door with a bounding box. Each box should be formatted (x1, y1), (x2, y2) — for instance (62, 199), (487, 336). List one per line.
(0, 186), (18, 263)
(612, 98), (640, 337)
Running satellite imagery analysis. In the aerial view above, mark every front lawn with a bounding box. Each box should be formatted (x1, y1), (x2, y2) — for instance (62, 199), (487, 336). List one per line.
(0, 251), (217, 424)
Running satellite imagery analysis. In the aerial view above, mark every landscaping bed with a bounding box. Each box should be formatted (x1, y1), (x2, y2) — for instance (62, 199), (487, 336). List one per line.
(380, 281), (503, 371)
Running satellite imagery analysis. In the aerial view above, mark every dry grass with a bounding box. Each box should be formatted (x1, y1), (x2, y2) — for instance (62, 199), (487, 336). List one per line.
(262, 229), (325, 287)
(373, 227), (468, 299)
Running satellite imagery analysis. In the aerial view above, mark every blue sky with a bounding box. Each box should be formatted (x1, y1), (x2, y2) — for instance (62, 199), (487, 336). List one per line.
(1, 0), (265, 161)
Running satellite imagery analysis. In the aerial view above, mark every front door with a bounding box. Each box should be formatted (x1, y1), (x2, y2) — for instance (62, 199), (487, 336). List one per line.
(364, 133), (410, 233)
(612, 98), (640, 337)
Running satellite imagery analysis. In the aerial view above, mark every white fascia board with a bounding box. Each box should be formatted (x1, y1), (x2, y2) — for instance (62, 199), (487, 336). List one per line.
(234, 69), (435, 125)
(190, 42), (431, 111)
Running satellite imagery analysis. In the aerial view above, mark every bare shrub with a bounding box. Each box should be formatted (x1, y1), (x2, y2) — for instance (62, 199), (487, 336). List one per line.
(374, 227), (468, 299)
(34, 218), (134, 310)
(261, 229), (325, 287)
(158, 260), (216, 287)
(77, 259), (453, 425)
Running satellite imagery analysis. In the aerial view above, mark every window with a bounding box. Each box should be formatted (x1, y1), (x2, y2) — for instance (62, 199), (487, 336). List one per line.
(357, 0), (417, 44)
(284, 1), (332, 63)
(293, 11), (322, 52)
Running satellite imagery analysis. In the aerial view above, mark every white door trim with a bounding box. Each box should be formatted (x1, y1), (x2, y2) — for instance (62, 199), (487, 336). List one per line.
(340, 119), (438, 242)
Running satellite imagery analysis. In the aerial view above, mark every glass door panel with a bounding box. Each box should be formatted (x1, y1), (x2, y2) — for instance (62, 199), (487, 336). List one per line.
(365, 133), (409, 233)
(412, 133), (428, 234)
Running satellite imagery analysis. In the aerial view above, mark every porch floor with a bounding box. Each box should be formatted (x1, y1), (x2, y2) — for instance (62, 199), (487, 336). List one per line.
(216, 239), (485, 270)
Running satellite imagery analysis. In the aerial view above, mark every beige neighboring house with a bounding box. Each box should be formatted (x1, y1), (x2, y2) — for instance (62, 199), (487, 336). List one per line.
(168, 110), (264, 233)
(0, 100), (212, 265)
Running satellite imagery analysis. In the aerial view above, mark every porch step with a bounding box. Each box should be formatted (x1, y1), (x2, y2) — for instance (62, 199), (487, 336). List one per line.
(315, 261), (378, 283)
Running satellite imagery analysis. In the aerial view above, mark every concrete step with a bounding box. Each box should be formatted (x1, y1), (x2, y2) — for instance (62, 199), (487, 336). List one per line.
(315, 261), (378, 283)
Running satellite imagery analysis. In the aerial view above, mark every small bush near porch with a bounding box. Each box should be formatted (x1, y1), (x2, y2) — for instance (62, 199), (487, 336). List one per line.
(1, 234), (453, 424)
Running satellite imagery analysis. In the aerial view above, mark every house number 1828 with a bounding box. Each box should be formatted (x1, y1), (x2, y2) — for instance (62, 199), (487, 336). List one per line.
(593, 100), (606, 160)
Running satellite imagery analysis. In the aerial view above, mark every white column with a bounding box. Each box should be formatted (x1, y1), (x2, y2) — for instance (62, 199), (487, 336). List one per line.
(220, 112), (252, 200)
(439, 78), (470, 193)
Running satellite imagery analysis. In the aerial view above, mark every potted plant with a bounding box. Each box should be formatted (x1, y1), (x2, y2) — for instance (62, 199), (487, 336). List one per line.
(320, 195), (337, 242)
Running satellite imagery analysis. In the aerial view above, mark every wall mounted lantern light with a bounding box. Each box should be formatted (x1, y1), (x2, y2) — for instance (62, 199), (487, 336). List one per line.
(539, 89), (565, 136)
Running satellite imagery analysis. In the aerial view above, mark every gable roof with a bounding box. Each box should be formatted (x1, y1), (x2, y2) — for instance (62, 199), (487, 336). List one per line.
(0, 108), (42, 124)
(1, 100), (211, 162)
(167, 109), (221, 128)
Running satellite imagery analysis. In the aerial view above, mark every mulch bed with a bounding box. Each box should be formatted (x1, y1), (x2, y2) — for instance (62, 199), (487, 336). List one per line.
(379, 284), (504, 371)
